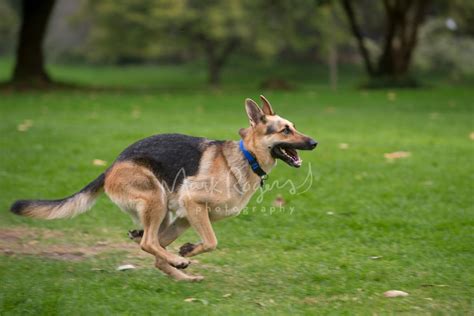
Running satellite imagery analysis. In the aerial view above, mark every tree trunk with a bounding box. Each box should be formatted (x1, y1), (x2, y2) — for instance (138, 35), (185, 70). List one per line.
(328, 44), (338, 91)
(341, 0), (375, 76)
(208, 58), (221, 87)
(341, 0), (430, 81)
(377, 0), (429, 78)
(328, 7), (338, 91)
(12, 0), (56, 85)
(202, 38), (239, 87)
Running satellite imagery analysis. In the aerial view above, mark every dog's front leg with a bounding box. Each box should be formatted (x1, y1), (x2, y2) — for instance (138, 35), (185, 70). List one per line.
(179, 200), (217, 257)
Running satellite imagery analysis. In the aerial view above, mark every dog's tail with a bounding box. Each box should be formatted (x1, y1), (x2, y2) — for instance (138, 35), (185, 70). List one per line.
(10, 173), (105, 220)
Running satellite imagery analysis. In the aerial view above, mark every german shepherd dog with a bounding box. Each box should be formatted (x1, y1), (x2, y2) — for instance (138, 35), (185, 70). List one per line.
(11, 96), (317, 281)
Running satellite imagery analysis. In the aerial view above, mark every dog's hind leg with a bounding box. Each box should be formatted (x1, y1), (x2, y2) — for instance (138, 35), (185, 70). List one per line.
(128, 216), (189, 248)
(105, 162), (201, 280)
(179, 200), (217, 257)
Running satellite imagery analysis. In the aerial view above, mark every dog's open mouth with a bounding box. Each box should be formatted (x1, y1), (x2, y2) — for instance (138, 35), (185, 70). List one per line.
(271, 144), (303, 168)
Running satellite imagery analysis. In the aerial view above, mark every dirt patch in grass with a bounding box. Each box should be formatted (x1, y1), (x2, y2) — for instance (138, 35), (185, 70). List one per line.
(0, 227), (149, 262)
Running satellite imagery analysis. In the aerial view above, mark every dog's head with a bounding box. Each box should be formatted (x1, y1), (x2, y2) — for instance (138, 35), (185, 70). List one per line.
(240, 95), (317, 168)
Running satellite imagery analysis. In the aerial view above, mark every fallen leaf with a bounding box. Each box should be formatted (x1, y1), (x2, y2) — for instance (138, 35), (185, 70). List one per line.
(384, 151), (411, 160)
(273, 195), (286, 207)
(184, 298), (208, 305)
(17, 119), (33, 132)
(469, 132), (474, 140)
(387, 92), (397, 101)
(384, 290), (409, 298)
(131, 107), (141, 119)
(117, 264), (136, 271)
(339, 143), (349, 149)
(302, 297), (318, 305)
(324, 106), (336, 113)
(93, 159), (107, 166)
(222, 293), (232, 298)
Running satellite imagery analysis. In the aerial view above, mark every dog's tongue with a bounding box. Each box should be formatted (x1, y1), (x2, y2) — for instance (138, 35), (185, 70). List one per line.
(286, 148), (302, 166)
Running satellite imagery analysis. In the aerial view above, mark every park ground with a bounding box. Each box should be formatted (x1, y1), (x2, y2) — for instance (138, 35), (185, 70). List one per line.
(0, 59), (473, 314)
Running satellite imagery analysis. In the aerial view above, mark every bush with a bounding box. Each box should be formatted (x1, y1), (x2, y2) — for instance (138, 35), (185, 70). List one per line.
(414, 18), (474, 78)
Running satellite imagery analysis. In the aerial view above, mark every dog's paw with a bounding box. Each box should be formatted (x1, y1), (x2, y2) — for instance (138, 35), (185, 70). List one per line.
(179, 242), (196, 257)
(169, 256), (191, 269)
(128, 229), (143, 240)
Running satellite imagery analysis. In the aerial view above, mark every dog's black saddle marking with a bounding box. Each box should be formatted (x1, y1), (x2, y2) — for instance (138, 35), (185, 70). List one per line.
(116, 134), (208, 190)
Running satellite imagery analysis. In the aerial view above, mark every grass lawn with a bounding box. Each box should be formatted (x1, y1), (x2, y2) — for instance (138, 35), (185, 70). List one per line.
(0, 61), (473, 314)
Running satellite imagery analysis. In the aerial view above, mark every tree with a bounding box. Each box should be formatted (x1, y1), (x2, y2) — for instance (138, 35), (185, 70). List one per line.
(86, 0), (257, 87)
(341, 0), (431, 83)
(0, 0), (19, 56)
(167, 1), (251, 87)
(11, 0), (56, 85)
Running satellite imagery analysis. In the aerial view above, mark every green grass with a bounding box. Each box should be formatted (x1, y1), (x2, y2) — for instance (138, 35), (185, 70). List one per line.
(0, 60), (473, 314)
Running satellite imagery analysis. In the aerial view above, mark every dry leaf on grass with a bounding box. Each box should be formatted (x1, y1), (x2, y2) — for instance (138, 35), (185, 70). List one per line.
(387, 91), (397, 101)
(117, 264), (136, 271)
(222, 293), (232, 298)
(131, 107), (141, 119)
(17, 119), (33, 132)
(92, 159), (107, 166)
(384, 290), (409, 297)
(339, 143), (349, 149)
(387, 92), (397, 101)
(184, 298), (208, 305)
(302, 297), (318, 305)
(273, 195), (286, 207)
(469, 132), (474, 140)
(384, 151), (411, 160)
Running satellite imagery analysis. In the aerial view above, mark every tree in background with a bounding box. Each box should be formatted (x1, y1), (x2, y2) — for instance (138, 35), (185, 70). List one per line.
(161, 0), (254, 87)
(86, 0), (258, 87)
(86, 0), (331, 87)
(11, 0), (56, 86)
(0, 0), (19, 56)
(414, 0), (474, 79)
(341, 0), (431, 85)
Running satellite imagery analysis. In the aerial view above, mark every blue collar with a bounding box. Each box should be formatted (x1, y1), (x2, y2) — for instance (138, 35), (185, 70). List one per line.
(239, 140), (268, 186)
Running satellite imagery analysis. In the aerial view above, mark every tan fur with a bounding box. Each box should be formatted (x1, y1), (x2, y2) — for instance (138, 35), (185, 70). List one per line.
(104, 162), (201, 280)
(98, 97), (314, 281)
(21, 191), (102, 220)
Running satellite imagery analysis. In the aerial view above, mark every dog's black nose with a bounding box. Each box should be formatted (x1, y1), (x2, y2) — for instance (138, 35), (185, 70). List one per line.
(308, 139), (318, 149)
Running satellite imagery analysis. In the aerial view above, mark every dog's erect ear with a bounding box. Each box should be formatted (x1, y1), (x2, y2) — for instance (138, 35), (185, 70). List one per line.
(260, 95), (275, 116)
(245, 98), (264, 127)
(239, 128), (249, 138)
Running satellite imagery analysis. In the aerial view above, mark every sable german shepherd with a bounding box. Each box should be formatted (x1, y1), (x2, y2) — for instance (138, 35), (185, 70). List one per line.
(11, 96), (317, 281)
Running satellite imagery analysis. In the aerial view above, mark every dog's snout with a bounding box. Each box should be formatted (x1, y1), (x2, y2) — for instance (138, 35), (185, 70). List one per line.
(308, 139), (318, 149)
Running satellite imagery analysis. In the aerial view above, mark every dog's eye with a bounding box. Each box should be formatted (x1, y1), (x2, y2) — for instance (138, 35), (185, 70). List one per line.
(281, 125), (291, 135)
